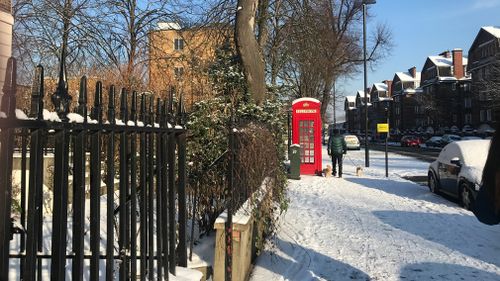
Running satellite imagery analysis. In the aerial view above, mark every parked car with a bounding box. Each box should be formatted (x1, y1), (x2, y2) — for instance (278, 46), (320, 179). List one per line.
(400, 135), (421, 147)
(461, 136), (482, 141)
(343, 134), (360, 150)
(425, 136), (444, 148)
(428, 139), (491, 210)
(441, 134), (461, 146)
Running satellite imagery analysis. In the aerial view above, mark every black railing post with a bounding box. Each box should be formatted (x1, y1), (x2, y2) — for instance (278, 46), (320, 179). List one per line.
(89, 81), (103, 280)
(225, 113), (235, 281)
(130, 91), (138, 280)
(177, 94), (187, 267)
(24, 65), (45, 281)
(0, 57), (17, 281)
(119, 88), (130, 281)
(147, 95), (155, 280)
(155, 98), (164, 281)
(50, 57), (71, 281)
(72, 76), (88, 281)
(167, 90), (177, 275)
(160, 100), (169, 278)
(139, 94), (148, 281)
(106, 85), (116, 280)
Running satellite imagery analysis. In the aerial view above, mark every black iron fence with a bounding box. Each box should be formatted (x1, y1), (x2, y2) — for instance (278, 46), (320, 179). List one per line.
(0, 58), (188, 280)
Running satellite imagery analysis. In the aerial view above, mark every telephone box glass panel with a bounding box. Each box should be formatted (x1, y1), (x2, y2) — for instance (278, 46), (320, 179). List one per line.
(299, 120), (315, 163)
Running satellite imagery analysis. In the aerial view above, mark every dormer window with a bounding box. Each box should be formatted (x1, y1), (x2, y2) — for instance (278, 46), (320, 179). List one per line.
(174, 38), (184, 51)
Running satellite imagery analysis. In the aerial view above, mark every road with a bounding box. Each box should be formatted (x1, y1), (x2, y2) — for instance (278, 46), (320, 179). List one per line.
(365, 143), (440, 163)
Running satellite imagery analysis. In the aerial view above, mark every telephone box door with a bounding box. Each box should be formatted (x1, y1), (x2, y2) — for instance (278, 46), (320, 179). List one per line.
(292, 98), (322, 175)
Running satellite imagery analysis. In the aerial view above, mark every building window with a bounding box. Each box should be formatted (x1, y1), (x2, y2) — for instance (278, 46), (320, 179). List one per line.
(487, 109), (492, 121)
(480, 110), (485, 122)
(174, 66), (184, 79)
(463, 83), (471, 92)
(464, 98), (472, 108)
(174, 38), (184, 50)
(453, 115), (457, 123)
(414, 106), (419, 114)
(465, 113), (472, 124)
(451, 83), (456, 91)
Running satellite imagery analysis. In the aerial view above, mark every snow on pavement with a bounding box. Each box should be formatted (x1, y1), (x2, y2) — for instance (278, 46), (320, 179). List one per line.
(249, 146), (500, 281)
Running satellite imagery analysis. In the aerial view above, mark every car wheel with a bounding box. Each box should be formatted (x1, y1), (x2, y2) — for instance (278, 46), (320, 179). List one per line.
(460, 182), (475, 210)
(428, 172), (439, 193)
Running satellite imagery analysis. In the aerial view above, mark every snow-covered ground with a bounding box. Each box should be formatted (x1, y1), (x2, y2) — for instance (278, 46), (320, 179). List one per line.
(249, 146), (500, 281)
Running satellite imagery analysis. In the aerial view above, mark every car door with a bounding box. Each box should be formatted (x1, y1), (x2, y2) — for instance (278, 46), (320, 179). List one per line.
(437, 143), (461, 195)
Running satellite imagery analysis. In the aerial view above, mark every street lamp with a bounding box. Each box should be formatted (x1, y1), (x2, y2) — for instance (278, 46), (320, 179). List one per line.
(362, 0), (376, 168)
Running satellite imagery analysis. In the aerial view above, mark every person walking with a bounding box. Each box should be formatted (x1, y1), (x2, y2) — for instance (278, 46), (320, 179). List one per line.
(327, 129), (347, 177)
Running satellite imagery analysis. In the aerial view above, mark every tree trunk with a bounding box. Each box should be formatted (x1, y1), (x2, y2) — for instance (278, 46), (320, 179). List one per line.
(320, 76), (334, 124)
(235, 0), (266, 105)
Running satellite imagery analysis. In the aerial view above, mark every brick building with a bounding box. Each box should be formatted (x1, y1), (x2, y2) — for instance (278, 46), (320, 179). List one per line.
(418, 49), (471, 133)
(148, 23), (231, 109)
(468, 26), (500, 134)
(369, 80), (393, 135)
(391, 67), (422, 134)
(344, 95), (357, 132)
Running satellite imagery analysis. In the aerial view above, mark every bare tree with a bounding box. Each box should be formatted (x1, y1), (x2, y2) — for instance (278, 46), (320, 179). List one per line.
(277, 0), (392, 123)
(12, 0), (103, 82)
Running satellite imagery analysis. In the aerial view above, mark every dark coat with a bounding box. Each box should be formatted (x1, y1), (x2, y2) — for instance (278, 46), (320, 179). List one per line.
(328, 135), (347, 155)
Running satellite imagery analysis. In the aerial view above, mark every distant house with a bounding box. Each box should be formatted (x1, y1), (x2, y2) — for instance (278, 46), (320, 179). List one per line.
(419, 49), (471, 133)
(391, 67), (422, 133)
(468, 26), (500, 133)
(354, 90), (371, 134)
(344, 95), (357, 132)
(369, 80), (393, 135)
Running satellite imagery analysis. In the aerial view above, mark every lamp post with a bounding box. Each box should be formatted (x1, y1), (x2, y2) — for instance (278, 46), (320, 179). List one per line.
(362, 0), (376, 168)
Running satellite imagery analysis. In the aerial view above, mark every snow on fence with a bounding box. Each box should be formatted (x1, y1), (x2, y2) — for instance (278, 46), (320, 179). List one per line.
(0, 58), (191, 280)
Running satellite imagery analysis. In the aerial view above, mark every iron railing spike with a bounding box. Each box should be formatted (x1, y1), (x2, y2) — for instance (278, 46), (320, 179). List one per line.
(1, 57), (17, 117)
(78, 76), (88, 119)
(31, 65), (44, 120)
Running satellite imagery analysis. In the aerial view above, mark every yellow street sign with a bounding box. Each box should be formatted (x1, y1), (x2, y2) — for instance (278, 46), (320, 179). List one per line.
(377, 123), (389, 133)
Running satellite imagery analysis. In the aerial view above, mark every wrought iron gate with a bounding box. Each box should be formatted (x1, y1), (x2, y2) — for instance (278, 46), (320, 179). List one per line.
(0, 58), (188, 280)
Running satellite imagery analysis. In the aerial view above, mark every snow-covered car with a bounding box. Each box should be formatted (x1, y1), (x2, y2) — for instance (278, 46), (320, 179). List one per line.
(428, 139), (491, 210)
(343, 134), (360, 150)
(425, 136), (443, 148)
(440, 134), (461, 145)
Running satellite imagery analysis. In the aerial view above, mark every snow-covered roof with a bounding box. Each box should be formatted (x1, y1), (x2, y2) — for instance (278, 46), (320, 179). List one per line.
(345, 96), (356, 103)
(292, 97), (320, 105)
(373, 83), (388, 91)
(157, 22), (181, 30)
(428, 55), (468, 67)
(356, 90), (365, 96)
(396, 71), (421, 82)
(429, 56), (452, 67)
(482, 26), (500, 38)
(438, 77), (457, 81)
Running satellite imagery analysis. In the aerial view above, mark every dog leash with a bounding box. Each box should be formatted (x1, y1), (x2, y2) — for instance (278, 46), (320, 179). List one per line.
(345, 154), (360, 167)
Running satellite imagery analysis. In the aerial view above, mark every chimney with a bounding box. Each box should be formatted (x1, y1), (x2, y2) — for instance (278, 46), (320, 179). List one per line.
(384, 80), (393, 97)
(439, 50), (451, 58)
(452, 48), (464, 79)
(408, 67), (417, 78)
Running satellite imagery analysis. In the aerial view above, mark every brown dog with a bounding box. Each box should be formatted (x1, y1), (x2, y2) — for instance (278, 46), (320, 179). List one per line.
(323, 164), (333, 177)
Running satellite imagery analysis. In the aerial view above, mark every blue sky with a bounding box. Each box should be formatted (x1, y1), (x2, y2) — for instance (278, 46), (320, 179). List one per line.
(339, 0), (500, 98)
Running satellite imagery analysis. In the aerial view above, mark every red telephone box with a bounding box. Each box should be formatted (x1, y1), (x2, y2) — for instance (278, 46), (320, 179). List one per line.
(292, 98), (322, 175)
